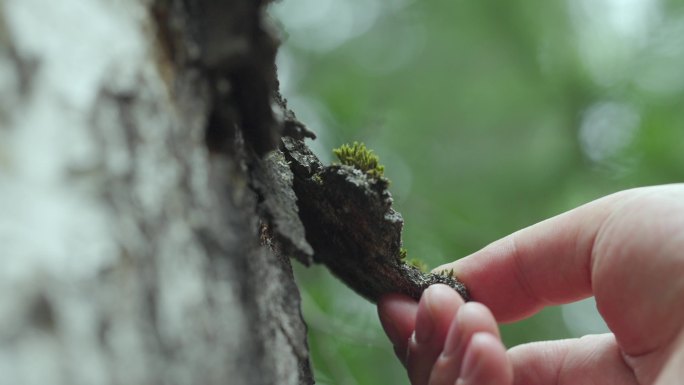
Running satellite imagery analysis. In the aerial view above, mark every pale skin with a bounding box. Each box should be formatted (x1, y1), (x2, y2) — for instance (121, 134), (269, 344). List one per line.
(377, 184), (684, 385)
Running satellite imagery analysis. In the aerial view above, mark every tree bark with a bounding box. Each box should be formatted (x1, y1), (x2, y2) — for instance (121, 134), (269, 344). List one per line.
(0, 0), (472, 383)
(0, 0), (313, 384)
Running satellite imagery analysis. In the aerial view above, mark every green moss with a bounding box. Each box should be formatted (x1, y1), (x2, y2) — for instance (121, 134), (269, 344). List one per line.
(400, 248), (429, 273)
(312, 173), (323, 185)
(437, 268), (455, 278)
(333, 142), (385, 178)
(407, 258), (428, 272)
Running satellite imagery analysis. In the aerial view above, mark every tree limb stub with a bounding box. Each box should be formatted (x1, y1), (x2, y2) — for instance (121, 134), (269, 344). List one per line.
(282, 137), (470, 303)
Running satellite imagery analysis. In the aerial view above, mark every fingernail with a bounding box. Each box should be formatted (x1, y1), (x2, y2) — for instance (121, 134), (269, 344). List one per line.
(441, 319), (461, 357)
(443, 302), (478, 357)
(415, 286), (440, 343)
(457, 333), (483, 384)
(415, 285), (451, 343)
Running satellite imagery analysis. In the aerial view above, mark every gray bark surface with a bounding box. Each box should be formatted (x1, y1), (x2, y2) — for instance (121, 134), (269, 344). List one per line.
(0, 0), (313, 384)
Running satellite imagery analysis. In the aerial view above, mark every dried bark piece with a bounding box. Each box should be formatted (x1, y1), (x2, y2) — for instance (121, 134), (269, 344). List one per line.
(282, 137), (469, 303)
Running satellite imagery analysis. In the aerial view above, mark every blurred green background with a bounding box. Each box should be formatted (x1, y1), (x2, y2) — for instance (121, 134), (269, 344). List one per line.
(269, 0), (684, 383)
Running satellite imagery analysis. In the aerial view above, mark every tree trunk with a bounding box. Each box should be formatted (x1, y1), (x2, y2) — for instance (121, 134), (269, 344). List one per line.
(0, 0), (313, 384)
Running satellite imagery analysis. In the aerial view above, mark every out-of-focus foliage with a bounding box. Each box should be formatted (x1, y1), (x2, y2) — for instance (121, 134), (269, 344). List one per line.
(270, 0), (684, 383)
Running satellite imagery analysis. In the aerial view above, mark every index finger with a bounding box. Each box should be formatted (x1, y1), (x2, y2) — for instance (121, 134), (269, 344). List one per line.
(435, 191), (623, 323)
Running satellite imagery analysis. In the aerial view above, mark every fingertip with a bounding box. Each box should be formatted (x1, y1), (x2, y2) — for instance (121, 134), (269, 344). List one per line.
(468, 332), (507, 357)
(377, 293), (418, 358)
(426, 301), (501, 385)
(377, 293), (418, 319)
(423, 284), (465, 314)
(378, 293), (416, 316)
(457, 302), (500, 338)
(407, 285), (465, 385)
(458, 332), (512, 385)
(416, 284), (465, 343)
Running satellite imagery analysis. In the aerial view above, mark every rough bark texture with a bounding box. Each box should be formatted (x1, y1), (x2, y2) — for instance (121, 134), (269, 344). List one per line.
(0, 0), (313, 384)
(281, 138), (469, 303)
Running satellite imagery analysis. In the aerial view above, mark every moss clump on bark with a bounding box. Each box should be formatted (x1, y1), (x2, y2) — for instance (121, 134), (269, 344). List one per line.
(333, 142), (385, 179)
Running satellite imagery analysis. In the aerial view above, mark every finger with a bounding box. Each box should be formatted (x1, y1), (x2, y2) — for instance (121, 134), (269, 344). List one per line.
(457, 332), (512, 385)
(436, 185), (684, 356)
(406, 284), (465, 385)
(434, 188), (643, 322)
(378, 294), (418, 364)
(428, 302), (502, 385)
(508, 334), (638, 385)
(655, 330), (684, 385)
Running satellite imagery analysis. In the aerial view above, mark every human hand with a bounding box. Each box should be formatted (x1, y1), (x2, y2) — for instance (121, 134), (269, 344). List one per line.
(378, 184), (684, 385)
